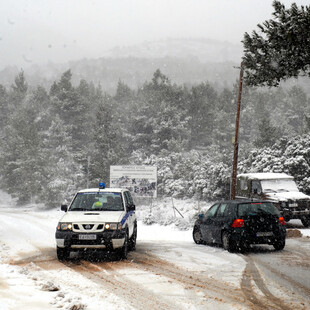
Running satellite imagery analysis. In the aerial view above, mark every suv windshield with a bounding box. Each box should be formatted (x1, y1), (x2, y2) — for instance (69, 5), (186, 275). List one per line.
(238, 202), (280, 217)
(69, 192), (124, 211)
(261, 179), (298, 192)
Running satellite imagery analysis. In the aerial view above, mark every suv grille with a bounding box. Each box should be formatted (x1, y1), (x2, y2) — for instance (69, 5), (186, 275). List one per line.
(72, 223), (104, 232)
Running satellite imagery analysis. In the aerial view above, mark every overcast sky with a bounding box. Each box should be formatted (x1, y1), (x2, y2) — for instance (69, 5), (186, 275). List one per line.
(0, 0), (309, 70)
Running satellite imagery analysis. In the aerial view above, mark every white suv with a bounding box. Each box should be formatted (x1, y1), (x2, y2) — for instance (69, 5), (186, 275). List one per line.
(55, 183), (137, 260)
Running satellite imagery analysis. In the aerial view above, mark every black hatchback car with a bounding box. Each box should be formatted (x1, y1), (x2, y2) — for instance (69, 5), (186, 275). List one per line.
(193, 200), (286, 252)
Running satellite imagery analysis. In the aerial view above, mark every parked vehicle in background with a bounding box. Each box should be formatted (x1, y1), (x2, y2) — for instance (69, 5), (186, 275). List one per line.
(193, 200), (286, 252)
(55, 183), (137, 261)
(236, 173), (310, 227)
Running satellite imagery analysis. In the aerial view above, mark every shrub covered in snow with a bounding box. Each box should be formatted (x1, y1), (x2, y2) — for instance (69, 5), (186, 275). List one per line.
(135, 197), (211, 230)
(132, 133), (310, 202)
(239, 133), (310, 194)
(135, 150), (231, 201)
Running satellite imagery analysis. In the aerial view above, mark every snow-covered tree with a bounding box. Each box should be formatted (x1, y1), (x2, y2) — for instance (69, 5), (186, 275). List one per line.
(254, 115), (280, 148)
(50, 71), (98, 166)
(0, 85), (9, 133)
(286, 86), (310, 133)
(0, 104), (44, 203)
(185, 82), (218, 148)
(243, 1), (310, 86)
(129, 70), (190, 155)
(239, 134), (310, 194)
(40, 116), (84, 207)
(89, 93), (126, 186)
(9, 70), (28, 107)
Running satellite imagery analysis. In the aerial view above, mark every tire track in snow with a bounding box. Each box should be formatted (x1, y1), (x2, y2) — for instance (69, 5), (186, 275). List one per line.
(124, 251), (249, 308)
(97, 259), (209, 309)
(241, 256), (291, 310)
(9, 249), (179, 309)
(9, 247), (245, 309)
(241, 247), (310, 310)
(251, 254), (310, 306)
(65, 260), (181, 310)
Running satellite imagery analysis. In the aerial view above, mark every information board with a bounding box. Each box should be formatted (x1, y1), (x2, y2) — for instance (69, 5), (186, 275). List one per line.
(110, 165), (157, 198)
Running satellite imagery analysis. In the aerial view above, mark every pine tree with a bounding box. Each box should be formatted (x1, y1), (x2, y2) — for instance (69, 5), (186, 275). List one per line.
(0, 85), (9, 133)
(254, 116), (280, 148)
(89, 93), (126, 186)
(50, 71), (93, 154)
(187, 82), (218, 148)
(0, 104), (43, 203)
(287, 86), (309, 133)
(212, 87), (235, 150)
(10, 70), (28, 107)
(40, 115), (84, 207)
(243, 1), (310, 86)
(129, 70), (190, 155)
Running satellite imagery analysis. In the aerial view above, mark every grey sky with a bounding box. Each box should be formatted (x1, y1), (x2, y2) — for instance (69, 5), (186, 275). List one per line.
(0, 0), (309, 70)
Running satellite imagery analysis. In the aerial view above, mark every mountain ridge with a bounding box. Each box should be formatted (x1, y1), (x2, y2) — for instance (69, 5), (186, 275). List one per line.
(1, 38), (307, 94)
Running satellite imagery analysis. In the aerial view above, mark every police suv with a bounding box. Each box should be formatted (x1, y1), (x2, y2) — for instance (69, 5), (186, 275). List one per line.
(55, 183), (137, 260)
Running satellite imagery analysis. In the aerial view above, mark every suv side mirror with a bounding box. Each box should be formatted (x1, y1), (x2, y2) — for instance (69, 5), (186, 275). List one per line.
(128, 204), (136, 211)
(61, 204), (68, 212)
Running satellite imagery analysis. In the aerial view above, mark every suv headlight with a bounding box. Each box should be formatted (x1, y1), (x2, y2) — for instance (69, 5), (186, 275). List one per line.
(57, 222), (73, 231)
(104, 223), (122, 230)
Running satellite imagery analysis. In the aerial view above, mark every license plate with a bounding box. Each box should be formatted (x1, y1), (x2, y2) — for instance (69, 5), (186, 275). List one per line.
(256, 232), (273, 237)
(288, 203), (298, 208)
(78, 234), (97, 240)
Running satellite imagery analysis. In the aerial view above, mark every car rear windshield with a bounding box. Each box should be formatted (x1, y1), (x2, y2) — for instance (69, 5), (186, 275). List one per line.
(237, 202), (280, 217)
(69, 192), (124, 211)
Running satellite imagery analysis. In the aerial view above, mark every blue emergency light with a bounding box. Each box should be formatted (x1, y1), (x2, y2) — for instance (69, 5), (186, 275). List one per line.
(99, 182), (106, 189)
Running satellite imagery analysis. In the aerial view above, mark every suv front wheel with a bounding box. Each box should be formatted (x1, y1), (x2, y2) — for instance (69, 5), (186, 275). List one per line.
(57, 246), (70, 261)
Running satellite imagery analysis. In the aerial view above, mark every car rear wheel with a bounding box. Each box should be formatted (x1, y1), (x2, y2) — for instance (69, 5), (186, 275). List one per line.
(273, 239), (285, 251)
(222, 231), (236, 253)
(193, 226), (204, 244)
(57, 246), (70, 261)
(239, 241), (250, 253)
(301, 216), (310, 228)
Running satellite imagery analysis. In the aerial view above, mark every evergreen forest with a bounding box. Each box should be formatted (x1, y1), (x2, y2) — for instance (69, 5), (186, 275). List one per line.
(0, 68), (310, 207)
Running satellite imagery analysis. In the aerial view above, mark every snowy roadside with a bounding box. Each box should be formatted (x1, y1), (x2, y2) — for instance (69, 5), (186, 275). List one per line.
(0, 191), (242, 310)
(0, 191), (229, 310)
(1, 190), (310, 310)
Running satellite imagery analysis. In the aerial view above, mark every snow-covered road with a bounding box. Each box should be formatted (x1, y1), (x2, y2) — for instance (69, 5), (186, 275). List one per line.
(1, 192), (310, 310)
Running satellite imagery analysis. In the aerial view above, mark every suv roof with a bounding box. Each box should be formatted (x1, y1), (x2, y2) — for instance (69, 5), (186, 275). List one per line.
(77, 188), (128, 194)
(237, 173), (293, 180)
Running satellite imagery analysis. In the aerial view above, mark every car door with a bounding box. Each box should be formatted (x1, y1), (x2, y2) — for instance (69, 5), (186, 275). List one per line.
(210, 203), (228, 244)
(200, 204), (220, 243)
(124, 191), (135, 237)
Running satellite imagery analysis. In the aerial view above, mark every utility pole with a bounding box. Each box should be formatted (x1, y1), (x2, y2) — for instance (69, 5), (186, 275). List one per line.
(231, 62), (244, 200)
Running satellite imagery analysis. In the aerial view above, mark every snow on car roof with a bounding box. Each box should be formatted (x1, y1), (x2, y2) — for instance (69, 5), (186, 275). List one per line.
(77, 188), (126, 193)
(237, 173), (294, 180)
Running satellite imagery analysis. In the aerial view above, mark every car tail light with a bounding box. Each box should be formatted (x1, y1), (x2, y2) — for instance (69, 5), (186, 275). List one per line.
(279, 217), (286, 226)
(232, 219), (245, 228)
